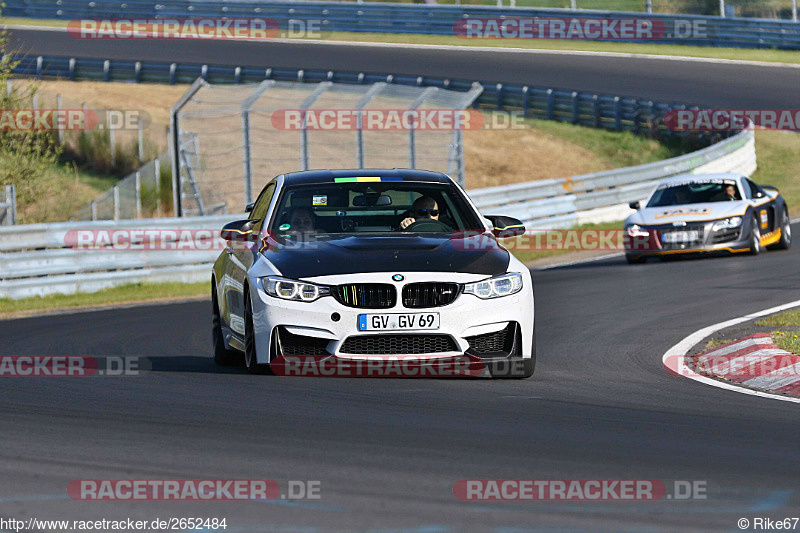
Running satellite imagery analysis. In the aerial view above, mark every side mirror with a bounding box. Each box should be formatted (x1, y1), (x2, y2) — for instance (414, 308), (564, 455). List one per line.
(220, 219), (259, 246)
(484, 215), (526, 238)
(754, 189), (765, 199)
(245, 201), (256, 213)
(629, 201), (641, 210)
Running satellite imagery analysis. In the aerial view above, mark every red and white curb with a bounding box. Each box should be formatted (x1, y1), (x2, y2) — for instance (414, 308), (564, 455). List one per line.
(663, 299), (800, 404)
(689, 334), (800, 397)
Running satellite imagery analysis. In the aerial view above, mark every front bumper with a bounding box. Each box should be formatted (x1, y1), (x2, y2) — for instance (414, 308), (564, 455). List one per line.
(624, 220), (751, 259)
(248, 271), (535, 364)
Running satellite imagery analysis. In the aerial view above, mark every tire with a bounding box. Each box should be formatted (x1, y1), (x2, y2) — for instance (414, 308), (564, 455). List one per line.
(212, 281), (241, 366)
(748, 214), (761, 256)
(768, 207), (791, 251)
(489, 327), (535, 379)
(244, 290), (270, 375)
(626, 254), (645, 264)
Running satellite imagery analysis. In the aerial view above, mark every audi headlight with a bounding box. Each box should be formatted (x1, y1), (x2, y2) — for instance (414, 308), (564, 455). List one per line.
(262, 276), (330, 302)
(712, 217), (743, 232)
(626, 224), (649, 238)
(463, 272), (523, 299)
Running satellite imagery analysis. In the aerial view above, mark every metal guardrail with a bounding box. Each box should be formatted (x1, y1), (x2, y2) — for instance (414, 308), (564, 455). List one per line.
(5, 1), (800, 49)
(473, 128), (756, 228)
(0, 129), (755, 298)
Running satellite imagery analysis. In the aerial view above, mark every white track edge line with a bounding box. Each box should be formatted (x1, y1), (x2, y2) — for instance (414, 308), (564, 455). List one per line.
(663, 299), (800, 404)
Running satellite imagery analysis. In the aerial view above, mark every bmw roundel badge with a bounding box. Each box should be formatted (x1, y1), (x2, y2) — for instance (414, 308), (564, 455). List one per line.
(392, 274), (404, 282)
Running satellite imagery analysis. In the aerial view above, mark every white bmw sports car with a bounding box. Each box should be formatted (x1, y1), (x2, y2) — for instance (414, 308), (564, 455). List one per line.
(624, 173), (791, 264)
(211, 169), (535, 378)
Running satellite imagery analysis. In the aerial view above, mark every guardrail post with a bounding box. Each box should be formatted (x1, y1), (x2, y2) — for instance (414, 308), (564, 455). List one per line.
(646, 0), (652, 13)
(614, 97), (622, 131)
(571, 91), (580, 124)
(134, 61), (142, 83)
(113, 186), (120, 221)
(69, 58), (76, 81)
(91, 201), (97, 222)
(570, 0), (577, 9)
(36, 56), (43, 79)
(546, 89), (554, 120)
(103, 59), (110, 82)
(135, 171), (142, 218)
(169, 63), (177, 85)
(496, 83), (504, 110)
(794, 0), (798, 22)
(719, 0), (726, 17)
(234, 66), (241, 83)
(522, 86), (530, 117)
(592, 95), (600, 128)
(201, 65), (208, 81)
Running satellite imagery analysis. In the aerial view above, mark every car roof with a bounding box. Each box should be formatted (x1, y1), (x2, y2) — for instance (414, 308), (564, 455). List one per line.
(280, 168), (453, 185)
(658, 172), (744, 186)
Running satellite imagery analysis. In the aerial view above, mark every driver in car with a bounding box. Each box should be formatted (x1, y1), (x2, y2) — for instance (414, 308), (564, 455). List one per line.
(399, 196), (439, 230)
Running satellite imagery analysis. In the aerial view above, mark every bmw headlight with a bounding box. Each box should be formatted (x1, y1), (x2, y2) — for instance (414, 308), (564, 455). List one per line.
(712, 217), (743, 232)
(463, 272), (523, 299)
(626, 224), (649, 238)
(262, 276), (330, 302)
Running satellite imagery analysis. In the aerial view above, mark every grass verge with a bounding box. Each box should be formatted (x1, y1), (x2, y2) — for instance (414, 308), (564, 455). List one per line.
(755, 308), (800, 327)
(0, 281), (208, 319)
(5, 17), (800, 65)
(751, 130), (800, 209)
(772, 331), (800, 355)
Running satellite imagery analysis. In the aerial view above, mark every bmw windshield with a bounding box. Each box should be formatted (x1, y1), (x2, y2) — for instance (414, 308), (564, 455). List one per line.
(269, 181), (483, 234)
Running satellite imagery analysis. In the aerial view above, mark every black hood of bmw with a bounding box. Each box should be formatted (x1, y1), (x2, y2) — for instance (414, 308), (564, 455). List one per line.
(262, 233), (509, 279)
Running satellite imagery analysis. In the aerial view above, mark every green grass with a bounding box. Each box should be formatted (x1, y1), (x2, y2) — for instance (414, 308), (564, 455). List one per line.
(704, 338), (732, 350)
(751, 130), (800, 209)
(0, 281), (207, 317)
(772, 331), (800, 355)
(4, 16), (800, 65)
(755, 308), (800, 327)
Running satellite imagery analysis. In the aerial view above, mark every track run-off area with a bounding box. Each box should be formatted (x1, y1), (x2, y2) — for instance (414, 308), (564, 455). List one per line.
(1, 31), (799, 531)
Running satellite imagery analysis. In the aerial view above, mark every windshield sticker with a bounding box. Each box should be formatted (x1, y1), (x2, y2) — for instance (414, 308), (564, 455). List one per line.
(655, 208), (713, 219)
(279, 223), (291, 231)
(313, 195), (328, 206)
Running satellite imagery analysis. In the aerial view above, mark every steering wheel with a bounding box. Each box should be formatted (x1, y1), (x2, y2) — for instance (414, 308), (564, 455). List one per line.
(403, 219), (453, 232)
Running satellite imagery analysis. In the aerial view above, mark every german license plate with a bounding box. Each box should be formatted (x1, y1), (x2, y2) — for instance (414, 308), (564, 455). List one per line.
(358, 313), (440, 331)
(662, 230), (698, 243)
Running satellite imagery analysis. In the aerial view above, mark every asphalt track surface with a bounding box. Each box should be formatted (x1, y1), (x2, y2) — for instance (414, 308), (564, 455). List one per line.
(2, 29), (800, 532)
(2, 247), (799, 531)
(7, 27), (800, 108)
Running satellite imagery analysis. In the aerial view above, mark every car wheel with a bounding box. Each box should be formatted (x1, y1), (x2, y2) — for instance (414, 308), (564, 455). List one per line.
(212, 281), (241, 366)
(244, 291), (270, 375)
(748, 214), (761, 255)
(768, 207), (791, 251)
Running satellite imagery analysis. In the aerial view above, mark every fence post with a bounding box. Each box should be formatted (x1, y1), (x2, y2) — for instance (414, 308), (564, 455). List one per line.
(719, 0), (726, 17)
(793, 0), (798, 22)
(108, 109), (116, 167)
(522, 86), (529, 117)
(57, 94), (64, 144)
(113, 186), (120, 221)
(356, 112), (365, 169)
(5, 78), (11, 98)
(571, 91), (580, 124)
(138, 117), (144, 163)
(155, 157), (162, 217)
(91, 201), (97, 221)
(135, 171), (142, 218)
(646, 0), (652, 13)
(614, 96), (622, 131)
(570, 0), (577, 9)
(6, 185), (16, 225)
(546, 89), (555, 120)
